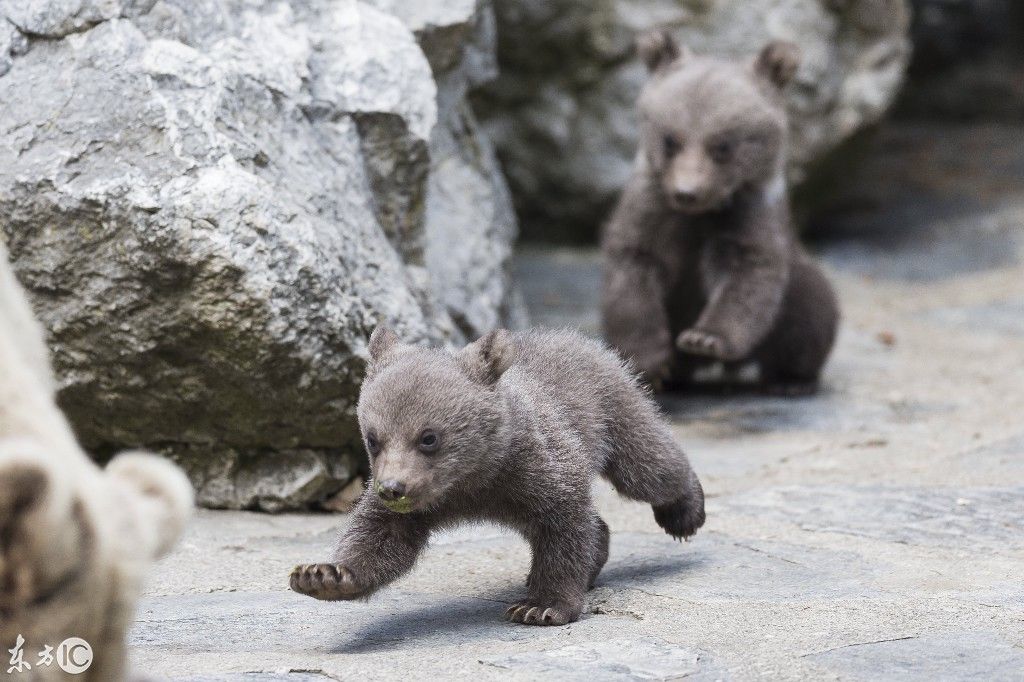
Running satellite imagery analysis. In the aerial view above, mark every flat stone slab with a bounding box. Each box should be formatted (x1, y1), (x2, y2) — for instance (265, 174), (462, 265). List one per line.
(177, 671), (331, 675)
(132, 124), (1024, 680)
(723, 485), (1024, 552)
(478, 638), (717, 680)
(807, 632), (1024, 682)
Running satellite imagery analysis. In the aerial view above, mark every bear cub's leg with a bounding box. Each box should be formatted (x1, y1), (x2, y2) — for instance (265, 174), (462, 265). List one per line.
(748, 257), (839, 396)
(590, 517), (610, 589)
(601, 254), (676, 387)
(525, 516), (609, 591)
(507, 512), (606, 626)
(291, 494), (429, 601)
(602, 387), (706, 540)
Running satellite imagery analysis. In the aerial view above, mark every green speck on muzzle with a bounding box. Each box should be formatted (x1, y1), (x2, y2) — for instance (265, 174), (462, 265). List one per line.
(375, 482), (415, 514)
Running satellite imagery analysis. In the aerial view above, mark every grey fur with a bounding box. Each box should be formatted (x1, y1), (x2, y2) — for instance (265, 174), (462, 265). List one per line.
(291, 327), (705, 626)
(601, 34), (839, 393)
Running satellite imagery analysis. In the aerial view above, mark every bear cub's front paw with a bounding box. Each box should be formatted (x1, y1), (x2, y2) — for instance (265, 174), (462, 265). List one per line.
(676, 328), (730, 360)
(290, 563), (367, 600)
(504, 599), (579, 626)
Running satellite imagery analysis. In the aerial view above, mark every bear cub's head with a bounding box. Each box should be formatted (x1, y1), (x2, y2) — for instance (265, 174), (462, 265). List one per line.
(635, 31), (800, 214)
(356, 327), (515, 514)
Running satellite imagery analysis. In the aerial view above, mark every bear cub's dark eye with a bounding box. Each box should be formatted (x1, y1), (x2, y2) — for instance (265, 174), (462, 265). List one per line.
(663, 134), (683, 156)
(365, 432), (381, 457)
(418, 429), (440, 453)
(708, 140), (733, 163)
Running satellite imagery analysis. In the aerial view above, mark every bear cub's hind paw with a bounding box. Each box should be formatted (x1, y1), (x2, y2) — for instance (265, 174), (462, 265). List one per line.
(676, 328), (729, 360)
(653, 495), (706, 541)
(504, 600), (578, 626)
(290, 563), (367, 601)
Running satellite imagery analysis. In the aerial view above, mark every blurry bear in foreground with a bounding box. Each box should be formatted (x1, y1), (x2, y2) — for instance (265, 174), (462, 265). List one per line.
(601, 31), (839, 395)
(0, 243), (193, 681)
(291, 327), (704, 626)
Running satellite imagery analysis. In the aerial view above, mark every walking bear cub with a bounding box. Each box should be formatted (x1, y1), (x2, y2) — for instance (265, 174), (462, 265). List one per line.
(291, 327), (705, 626)
(602, 32), (839, 394)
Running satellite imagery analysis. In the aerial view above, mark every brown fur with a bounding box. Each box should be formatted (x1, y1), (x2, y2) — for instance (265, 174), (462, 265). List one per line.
(291, 327), (705, 626)
(602, 33), (839, 393)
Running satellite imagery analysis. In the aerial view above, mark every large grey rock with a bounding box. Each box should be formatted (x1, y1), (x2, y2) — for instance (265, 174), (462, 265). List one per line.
(368, 0), (525, 337)
(476, 0), (913, 241)
(0, 0), (520, 509)
(3, 0), (141, 37)
(0, 17), (26, 76)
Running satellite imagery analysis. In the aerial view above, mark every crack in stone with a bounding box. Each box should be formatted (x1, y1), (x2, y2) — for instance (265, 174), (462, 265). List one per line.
(589, 605), (644, 620)
(241, 669), (337, 680)
(801, 635), (918, 658)
(616, 586), (701, 606)
(727, 539), (806, 566)
(6, 2), (159, 42)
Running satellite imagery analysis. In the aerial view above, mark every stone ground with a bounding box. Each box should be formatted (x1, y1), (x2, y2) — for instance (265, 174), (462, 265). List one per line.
(131, 124), (1024, 681)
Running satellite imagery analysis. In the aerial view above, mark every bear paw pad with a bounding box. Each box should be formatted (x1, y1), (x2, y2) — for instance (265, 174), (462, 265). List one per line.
(676, 329), (729, 359)
(289, 563), (366, 601)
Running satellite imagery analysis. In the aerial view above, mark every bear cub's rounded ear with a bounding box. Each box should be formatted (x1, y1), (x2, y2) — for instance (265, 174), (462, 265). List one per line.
(636, 30), (688, 73)
(755, 41), (801, 89)
(365, 326), (409, 381)
(368, 326), (400, 363)
(460, 329), (516, 386)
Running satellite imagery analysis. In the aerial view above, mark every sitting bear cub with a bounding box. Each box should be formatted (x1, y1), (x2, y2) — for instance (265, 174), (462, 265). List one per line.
(602, 32), (839, 394)
(291, 327), (705, 626)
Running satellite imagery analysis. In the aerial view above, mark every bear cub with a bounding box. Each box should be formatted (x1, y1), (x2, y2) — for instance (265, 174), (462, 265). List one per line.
(602, 32), (839, 394)
(291, 327), (705, 626)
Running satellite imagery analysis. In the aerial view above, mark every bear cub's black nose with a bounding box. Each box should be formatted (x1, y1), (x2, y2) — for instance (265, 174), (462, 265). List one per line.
(378, 480), (407, 501)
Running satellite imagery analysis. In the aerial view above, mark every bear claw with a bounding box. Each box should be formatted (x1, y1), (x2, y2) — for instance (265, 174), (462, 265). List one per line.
(504, 600), (573, 626)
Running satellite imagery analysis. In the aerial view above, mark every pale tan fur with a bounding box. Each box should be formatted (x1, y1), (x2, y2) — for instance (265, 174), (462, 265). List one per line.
(0, 243), (193, 681)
